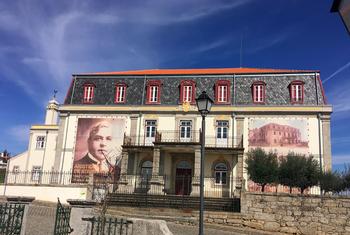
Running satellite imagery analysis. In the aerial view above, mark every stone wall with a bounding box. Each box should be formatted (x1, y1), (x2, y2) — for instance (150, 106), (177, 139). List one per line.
(105, 192), (350, 235)
(238, 192), (350, 234)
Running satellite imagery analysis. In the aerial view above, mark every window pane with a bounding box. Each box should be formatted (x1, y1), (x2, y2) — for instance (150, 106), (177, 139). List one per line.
(215, 172), (220, 184)
(222, 172), (227, 184)
(223, 128), (227, 138)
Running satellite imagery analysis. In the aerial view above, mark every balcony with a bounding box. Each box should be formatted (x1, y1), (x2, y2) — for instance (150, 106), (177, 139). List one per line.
(123, 131), (242, 148)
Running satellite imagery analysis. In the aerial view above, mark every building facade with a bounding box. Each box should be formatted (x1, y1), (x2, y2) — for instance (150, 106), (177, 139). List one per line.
(7, 67), (332, 199)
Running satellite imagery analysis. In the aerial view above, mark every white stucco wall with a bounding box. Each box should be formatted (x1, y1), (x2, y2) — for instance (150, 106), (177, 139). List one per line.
(0, 185), (88, 203)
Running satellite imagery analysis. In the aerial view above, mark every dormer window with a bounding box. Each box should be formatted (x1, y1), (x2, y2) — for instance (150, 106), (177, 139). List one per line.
(180, 80), (196, 104)
(215, 80), (230, 104)
(115, 83), (127, 103)
(252, 81), (266, 104)
(83, 83), (95, 103)
(146, 80), (162, 104)
(289, 81), (304, 104)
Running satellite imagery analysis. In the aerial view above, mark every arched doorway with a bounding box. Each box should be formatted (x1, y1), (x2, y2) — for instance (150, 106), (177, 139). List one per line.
(140, 160), (152, 189)
(175, 160), (192, 195)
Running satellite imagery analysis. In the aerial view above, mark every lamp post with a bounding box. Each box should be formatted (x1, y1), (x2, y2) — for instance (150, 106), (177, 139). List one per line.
(195, 91), (213, 235)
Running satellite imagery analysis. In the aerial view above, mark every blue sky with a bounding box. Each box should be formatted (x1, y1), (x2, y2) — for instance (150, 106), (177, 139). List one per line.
(0, 0), (349, 171)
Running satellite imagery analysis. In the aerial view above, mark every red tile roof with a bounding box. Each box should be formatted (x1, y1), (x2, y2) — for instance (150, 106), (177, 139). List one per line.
(80, 67), (318, 76)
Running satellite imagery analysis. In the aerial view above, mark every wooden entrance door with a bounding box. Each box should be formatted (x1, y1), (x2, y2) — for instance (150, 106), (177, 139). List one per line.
(175, 168), (192, 195)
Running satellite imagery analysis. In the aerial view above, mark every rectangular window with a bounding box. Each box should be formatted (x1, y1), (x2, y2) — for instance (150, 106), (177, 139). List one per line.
(36, 136), (46, 149)
(180, 120), (192, 141)
(115, 85), (126, 103)
(183, 86), (192, 102)
(253, 84), (265, 103)
(218, 85), (228, 102)
(83, 85), (94, 103)
(216, 121), (228, 139)
(31, 166), (42, 181)
(145, 120), (157, 138)
(291, 84), (303, 103)
(150, 86), (158, 103)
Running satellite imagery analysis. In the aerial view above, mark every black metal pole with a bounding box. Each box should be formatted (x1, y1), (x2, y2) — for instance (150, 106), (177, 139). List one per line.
(199, 114), (205, 235)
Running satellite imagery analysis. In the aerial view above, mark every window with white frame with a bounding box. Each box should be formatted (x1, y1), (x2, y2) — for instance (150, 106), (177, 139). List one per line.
(215, 80), (230, 104)
(146, 80), (162, 104)
(252, 82), (266, 103)
(180, 120), (192, 140)
(183, 85), (193, 102)
(214, 162), (227, 184)
(290, 81), (304, 103)
(83, 84), (95, 103)
(150, 86), (158, 102)
(216, 121), (229, 139)
(115, 84), (126, 103)
(218, 85), (227, 102)
(31, 166), (42, 181)
(36, 136), (46, 149)
(180, 80), (196, 104)
(145, 120), (157, 138)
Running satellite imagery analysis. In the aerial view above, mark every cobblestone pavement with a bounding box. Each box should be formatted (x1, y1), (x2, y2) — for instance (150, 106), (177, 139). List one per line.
(25, 204), (56, 235)
(167, 222), (244, 235)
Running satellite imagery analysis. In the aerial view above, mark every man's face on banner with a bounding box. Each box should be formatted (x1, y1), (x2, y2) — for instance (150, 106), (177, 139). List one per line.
(88, 124), (113, 161)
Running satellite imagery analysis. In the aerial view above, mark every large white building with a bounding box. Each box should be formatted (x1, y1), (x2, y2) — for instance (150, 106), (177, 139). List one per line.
(5, 67), (332, 202)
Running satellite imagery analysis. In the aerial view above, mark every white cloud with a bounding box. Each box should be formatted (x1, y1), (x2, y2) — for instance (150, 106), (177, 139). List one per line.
(323, 61), (350, 84)
(192, 37), (233, 54)
(7, 125), (30, 143)
(332, 154), (350, 165)
(0, 0), (253, 104)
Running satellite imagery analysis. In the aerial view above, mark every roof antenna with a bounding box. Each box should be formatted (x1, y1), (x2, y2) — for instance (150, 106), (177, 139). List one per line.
(240, 33), (243, 68)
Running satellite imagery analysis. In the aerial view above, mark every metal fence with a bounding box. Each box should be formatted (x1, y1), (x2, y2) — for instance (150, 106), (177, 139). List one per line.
(82, 216), (133, 235)
(54, 199), (73, 235)
(123, 131), (243, 148)
(5, 171), (90, 185)
(0, 203), (25, 235)
(116, 174), (240, 198)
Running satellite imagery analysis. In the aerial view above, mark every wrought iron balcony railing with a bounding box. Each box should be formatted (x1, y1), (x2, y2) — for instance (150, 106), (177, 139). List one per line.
(123, 131), (243, 148)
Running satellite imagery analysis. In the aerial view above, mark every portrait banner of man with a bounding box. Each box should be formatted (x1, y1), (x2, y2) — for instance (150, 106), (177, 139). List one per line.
(72, 118), (126, 183)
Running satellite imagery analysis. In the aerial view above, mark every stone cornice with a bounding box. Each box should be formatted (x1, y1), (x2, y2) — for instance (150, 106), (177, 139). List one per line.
(59, 105), (333, 114)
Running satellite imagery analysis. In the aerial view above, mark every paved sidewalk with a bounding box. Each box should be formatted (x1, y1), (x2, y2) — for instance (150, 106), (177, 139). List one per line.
(25, 204), (56, 235)
(167, 222), (243, 235)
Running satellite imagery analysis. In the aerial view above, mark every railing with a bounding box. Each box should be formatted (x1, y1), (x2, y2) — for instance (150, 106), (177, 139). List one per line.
(117, 174), (240, 198)
(0, 203), (25, 235)
(5, 171), (90, 185)
(54, 198), (73, 235)
(123, 131), (243, 148)
(82, 216), (133, 235)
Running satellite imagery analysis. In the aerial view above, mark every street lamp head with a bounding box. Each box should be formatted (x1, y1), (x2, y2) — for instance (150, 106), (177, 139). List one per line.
(196, 91), (214, 116)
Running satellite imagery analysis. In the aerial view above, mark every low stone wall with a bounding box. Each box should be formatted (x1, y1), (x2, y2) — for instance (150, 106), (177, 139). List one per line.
(239, 192), (350, 234)
(107, 193), (350, 235)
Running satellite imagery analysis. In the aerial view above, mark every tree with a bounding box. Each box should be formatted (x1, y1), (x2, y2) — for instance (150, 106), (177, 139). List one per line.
(245, 148), (279, 192)
(319, 171), (344, 194)
(279, 153), (320, 194)
(342, 164), (350, 191)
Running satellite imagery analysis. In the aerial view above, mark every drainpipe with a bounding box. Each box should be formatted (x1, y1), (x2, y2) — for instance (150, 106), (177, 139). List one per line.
(314, 72), (319, 105)
(60, 112), (70, 183)
(233, 74), (236, 105)
(138, 75), (147, 145)
(317, 113), (323, 172)
(231, 112), (235, 196)
(40, 130), (49, 183)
